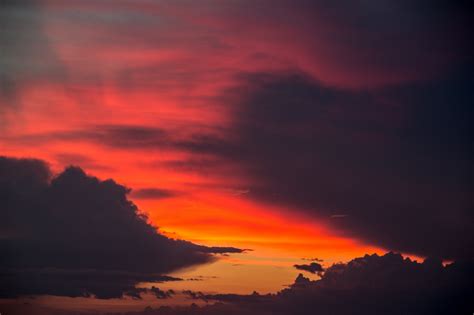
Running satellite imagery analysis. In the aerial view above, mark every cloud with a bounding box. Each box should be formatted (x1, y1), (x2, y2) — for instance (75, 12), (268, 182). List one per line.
(301, 257), (323, 262)
(6, 124), (226, 153)
(127, 253), (473, 315)
(201, 67), (473, 260)
(165, 0), (473, 88)
(183, 290), (209, 303)
(2, 252), (473, 314)
(0, 156), (242, 298)
(41, 125), (170, 149)
(0, 269), (179, 300)
(149, 287), (175, 299)
(57, 67), (470, 262)
(133, 66), (472, 261)
(22, 67), (467, 262)
(294, 262), (324, 275)
(130, 188), (177, 200)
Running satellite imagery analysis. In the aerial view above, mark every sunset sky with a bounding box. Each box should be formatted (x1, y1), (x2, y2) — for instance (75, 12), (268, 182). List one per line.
(1, 1), (473, 314)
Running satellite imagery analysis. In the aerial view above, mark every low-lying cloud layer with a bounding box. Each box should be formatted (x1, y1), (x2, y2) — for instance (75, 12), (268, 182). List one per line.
(32, 253), (471, 315)
(200, 253), (472, 315)
(0, 156), (242, 298)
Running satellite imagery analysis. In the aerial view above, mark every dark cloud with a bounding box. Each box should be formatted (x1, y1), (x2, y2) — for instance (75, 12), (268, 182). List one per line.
(198, 246), (248, 254)
(294, 262), (324, 275)
(0, 156), (242, 298)
(61, 125), (170, 149)
(204, 65), (473, 260)
(1, 124), (178, 152)
(0, 269), (179, 300)
(183, 290), (210, 303)
(119, 286), (175, 300)
(149, 287), (175, 299)
(301, 257), (323, 262)
(2, 253), (473, 314)
(130, 188), (177, 200)
(118, 253), (474, 315)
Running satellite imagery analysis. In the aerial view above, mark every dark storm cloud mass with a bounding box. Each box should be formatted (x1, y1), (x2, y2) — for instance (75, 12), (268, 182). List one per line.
(167, 0), (472, 260)
(197, 65), (473, 260)
(119, 253), (473, 315)
(0, 156), (242, 298)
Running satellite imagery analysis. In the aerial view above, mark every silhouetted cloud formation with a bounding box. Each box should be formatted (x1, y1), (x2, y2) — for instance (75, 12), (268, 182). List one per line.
(294, 262), (324, 275)
(119, 253), (473, 315)
(201, 65), (473, 261)
(149, 287), (175, 299)
(0, 156), (242, 298)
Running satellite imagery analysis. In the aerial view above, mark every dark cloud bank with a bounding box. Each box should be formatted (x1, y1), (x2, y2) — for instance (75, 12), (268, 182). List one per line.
(166, 0), (473, 262)
(180, 253), (472, 315)
(13, 253), (472, 315)
(0, 156), (242, 299)
(191, 64), (473, 261)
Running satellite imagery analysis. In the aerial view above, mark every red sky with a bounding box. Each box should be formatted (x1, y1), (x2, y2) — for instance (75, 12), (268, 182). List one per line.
(1, 1), (471, 309)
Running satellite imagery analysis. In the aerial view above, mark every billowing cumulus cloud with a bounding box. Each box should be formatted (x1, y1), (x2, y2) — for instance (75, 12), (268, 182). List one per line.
(0, 156), (242, 298)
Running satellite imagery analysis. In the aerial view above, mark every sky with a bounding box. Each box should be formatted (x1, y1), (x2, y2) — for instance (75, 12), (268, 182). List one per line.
(0, 1), (473, 314)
